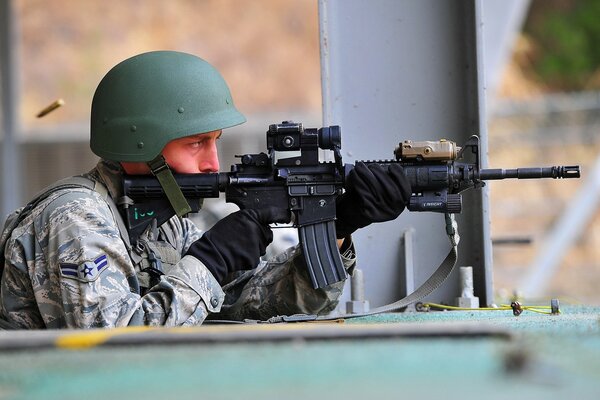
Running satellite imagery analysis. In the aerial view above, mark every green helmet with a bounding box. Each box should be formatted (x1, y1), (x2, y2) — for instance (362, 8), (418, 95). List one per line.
(90, 51), (246, 162)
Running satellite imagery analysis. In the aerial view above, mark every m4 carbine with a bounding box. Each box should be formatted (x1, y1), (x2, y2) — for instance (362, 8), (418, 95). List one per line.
(120, 122), (580, 289)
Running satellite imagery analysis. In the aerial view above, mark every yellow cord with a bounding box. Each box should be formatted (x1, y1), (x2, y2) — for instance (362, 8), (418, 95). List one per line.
(421, 302), (557, 315)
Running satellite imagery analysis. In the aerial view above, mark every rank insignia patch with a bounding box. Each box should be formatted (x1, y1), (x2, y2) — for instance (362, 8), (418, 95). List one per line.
(59, 254), (109, 282)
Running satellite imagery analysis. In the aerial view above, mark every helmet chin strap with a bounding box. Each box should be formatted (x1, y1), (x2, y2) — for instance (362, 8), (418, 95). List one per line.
(147, 155), (192, 217)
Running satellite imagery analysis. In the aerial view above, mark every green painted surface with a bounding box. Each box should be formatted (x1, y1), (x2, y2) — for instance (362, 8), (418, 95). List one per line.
(0, 306), (599, 400)
(351, 305), (600, 334)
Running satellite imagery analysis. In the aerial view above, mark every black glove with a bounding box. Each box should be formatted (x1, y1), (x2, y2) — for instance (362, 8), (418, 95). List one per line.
(335, 162), (412, 239)
(186, 207), (290, 283)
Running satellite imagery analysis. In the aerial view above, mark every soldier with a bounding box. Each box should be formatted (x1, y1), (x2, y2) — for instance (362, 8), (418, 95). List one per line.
(0, 51), (411, 329)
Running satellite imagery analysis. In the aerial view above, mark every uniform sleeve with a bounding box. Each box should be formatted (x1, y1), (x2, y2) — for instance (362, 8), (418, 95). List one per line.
(5, 189), (224, 329)
(216, 243), (356, 321)
(179, 217), (204, 253)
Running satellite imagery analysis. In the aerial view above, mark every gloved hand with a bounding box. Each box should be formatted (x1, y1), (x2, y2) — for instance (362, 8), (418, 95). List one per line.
(335, 162), (412, 239)
(186, 207), (290, 283)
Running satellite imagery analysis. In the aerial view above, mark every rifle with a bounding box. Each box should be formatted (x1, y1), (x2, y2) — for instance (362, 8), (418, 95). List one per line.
(119, 121), (580, 289)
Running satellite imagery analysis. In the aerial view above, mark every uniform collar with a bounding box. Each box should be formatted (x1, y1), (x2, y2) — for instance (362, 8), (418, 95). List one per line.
(87, 159), (124, 200)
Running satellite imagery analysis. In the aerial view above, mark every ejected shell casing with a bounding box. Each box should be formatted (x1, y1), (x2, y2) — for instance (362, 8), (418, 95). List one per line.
(36, 98), (65, 118)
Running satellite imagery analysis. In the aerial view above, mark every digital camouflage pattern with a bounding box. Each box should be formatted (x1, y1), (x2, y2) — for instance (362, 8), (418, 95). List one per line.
(0, 160), (354, 329)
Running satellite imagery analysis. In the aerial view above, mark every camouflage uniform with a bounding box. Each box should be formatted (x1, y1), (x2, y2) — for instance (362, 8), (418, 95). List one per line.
(0, 160), (354, 329)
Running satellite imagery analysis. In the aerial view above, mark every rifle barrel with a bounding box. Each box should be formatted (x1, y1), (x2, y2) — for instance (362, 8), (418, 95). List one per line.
(479, 165), (580, 180)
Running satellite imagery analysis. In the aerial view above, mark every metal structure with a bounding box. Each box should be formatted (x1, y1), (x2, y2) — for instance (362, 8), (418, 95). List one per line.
(0, 0), (22, 218)
(521, 155), (600, 296)
(319, 0), (492, 307)
(489, 91), (600, 297)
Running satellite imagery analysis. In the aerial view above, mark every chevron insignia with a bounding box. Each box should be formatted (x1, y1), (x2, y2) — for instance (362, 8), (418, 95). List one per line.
(59, 254), (109, 283)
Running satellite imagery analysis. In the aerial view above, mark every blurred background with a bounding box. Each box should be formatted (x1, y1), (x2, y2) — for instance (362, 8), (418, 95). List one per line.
(1, 0), (599, 304)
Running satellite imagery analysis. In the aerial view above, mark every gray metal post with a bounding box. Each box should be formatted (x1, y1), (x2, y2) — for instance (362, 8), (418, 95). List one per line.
(0, 0), (22, 217)
(319, 0), (492, 307)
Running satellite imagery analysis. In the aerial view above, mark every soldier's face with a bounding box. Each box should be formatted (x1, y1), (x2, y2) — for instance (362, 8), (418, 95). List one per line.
(161, 130), (222, 173)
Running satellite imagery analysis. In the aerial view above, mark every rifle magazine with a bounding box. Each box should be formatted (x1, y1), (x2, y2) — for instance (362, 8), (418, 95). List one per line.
(299, 221), (347, 289)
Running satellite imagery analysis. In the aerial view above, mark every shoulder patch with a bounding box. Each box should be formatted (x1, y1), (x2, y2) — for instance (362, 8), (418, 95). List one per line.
(59, 254), (109, 283)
